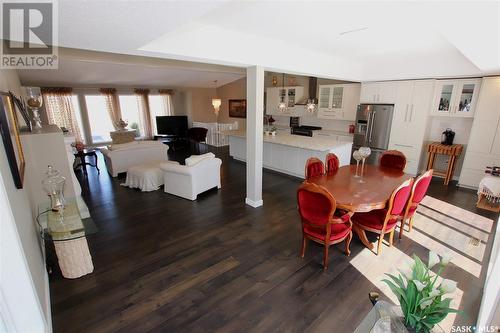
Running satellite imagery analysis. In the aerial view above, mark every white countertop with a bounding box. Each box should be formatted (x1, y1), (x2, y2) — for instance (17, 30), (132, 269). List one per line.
(222, 130), (352, 152)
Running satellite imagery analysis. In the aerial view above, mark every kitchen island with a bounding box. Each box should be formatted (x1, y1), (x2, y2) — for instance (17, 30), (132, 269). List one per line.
(224, 130), (353, 179)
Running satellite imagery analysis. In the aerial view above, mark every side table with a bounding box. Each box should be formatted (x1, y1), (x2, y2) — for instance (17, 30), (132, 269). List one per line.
(37, 200), (97, 279)
(426, 142), (463, 186)
(74, 148), (100, 176)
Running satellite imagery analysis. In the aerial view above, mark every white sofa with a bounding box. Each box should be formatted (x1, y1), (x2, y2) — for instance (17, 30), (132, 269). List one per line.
(161, 153), (222, 200)
(101, 141), (168, 177)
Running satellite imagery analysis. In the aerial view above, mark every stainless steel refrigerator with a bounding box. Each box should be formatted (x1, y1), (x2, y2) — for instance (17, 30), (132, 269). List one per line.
(352, 104), (394, 165)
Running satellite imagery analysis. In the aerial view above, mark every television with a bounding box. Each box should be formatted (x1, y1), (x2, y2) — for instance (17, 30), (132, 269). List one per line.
(156, 116), (188, 137)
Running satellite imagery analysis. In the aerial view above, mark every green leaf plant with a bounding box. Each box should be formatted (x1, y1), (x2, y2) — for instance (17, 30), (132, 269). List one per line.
(382, 251), (459, 332)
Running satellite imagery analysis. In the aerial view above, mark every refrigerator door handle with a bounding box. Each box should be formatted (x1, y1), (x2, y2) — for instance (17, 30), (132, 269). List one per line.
(369, 111), (376, 143)
(404, 104), (408, 122)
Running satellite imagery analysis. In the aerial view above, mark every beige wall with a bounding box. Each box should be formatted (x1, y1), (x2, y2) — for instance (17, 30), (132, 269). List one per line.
(181, 78), (248, 128)
(217, 77), (246, 129)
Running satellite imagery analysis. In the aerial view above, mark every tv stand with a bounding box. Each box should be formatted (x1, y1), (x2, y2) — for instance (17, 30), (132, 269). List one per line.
(154, 134), (187, 151)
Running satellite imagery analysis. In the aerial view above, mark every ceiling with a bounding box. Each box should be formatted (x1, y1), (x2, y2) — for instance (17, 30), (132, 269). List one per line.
(20, 1), (500, 82)
(17, 48), (245, 88)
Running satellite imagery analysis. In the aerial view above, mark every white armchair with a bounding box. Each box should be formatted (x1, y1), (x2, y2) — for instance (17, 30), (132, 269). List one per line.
(101, 141), (168, 177)
(161, 153), (222, 200)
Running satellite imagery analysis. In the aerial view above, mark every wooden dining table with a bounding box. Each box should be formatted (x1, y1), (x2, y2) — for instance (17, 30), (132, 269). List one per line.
(308, 164), (412, 250)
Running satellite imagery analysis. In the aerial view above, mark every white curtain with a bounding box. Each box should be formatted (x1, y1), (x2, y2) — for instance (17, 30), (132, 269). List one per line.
(158, 89), (174, 116)
(42, 87), (83, 141)
(135, 89), (152, 139)
(99, 88), (123, 130)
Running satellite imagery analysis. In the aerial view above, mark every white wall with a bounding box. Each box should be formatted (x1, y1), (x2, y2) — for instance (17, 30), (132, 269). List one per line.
(0, 69), (50, 332)
(423, 116), (474, 179)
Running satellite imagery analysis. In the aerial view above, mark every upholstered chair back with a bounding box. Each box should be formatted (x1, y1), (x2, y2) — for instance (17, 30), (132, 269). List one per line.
(380, 150), (407, 171)
(325, 153), (340, 176)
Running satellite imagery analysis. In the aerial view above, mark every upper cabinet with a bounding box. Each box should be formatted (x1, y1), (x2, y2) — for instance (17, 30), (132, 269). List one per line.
(360, 81), (397, 104)
(265, 86), (305, 116)
(431, 79), (481, 117)
(317, 83), (360, 121)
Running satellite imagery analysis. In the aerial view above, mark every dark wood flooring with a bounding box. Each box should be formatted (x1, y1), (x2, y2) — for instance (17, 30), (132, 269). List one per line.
(49, 145), (498, 332)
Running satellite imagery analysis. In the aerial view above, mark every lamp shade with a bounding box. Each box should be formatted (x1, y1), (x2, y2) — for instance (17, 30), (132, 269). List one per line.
(212, 98), (222, 114)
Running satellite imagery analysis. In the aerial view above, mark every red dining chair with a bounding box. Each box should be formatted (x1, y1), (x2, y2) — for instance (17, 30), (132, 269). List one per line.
(351, 178), (414, 255)
(305, 157), (325, 179)
(325, 153), (340, 176)
(380, 150), (407, 171)
(297, 182), (353, 270)
(399, 169), (433, 239)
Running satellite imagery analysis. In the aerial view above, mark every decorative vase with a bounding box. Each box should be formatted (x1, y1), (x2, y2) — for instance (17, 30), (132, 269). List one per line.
(41, 165), (66, 212)
(74, 141), (85, 152)
(117, 118), (128, 131)
(26, 87), (43, 130)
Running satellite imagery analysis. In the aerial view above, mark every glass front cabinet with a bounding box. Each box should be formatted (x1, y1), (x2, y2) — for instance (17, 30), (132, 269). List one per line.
(317, 84), (344, 119)
(431, 79), (481, 117)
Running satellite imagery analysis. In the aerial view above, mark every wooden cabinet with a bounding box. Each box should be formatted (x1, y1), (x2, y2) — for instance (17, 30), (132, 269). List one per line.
(360, 81), (397, 104)
(459, 77), (500, 188)
(430, 79), (481, 117)
(265, 86), (305, 116)
(317, 83), (360, 121)
(388, 80), (435, 175)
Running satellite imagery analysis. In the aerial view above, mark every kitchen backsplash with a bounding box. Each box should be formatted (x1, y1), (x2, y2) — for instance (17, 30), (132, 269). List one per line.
(270, 114), (354, 133)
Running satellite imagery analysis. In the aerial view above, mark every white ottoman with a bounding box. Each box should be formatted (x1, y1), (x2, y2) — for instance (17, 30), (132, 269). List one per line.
(121, 160), (179, 192)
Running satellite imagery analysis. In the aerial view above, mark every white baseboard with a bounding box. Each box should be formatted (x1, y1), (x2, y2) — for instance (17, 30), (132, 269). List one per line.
(245, 198), (263, 208)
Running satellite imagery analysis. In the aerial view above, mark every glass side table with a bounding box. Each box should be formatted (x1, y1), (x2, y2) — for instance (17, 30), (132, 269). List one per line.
(37, 200), (97, 279)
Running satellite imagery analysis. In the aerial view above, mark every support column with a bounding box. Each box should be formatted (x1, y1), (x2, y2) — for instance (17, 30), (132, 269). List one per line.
(245, 66), (264, 208)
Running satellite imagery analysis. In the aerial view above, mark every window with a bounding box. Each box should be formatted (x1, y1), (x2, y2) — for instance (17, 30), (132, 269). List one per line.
(149, 94), (173, 135)
(44, 93), (85, 142)
(84, 95), (114, 143)
(118, 95), (142, 138)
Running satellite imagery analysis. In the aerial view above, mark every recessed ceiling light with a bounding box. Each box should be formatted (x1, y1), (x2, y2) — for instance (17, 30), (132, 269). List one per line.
(339, 27), (368, 36)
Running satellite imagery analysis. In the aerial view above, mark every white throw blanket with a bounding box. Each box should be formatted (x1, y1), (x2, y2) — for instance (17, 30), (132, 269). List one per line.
(478, 174), (500, 202)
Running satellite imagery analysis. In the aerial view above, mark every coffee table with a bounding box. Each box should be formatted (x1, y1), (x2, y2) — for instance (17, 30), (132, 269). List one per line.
(74, 148), (100, 176)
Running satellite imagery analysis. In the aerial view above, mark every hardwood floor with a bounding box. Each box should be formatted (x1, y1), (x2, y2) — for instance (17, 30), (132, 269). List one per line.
(49, 146), (498, 332)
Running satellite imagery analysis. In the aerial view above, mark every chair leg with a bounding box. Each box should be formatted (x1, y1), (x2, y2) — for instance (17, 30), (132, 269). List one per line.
(345, 231), (352, 256)
(409, 217), (414, 231)
(389, 230), (395, 247)
(301, 236), (307, 258)
(323, 245), (329, 271)
(377, 234), (384, 255)
(399, 218), (405, 239)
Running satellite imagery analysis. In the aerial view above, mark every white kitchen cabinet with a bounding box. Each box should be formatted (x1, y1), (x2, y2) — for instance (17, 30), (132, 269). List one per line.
(317, 83), (360, 121)
(265, 86), (305, 116)
(360, 81), (397, 104)
(459, 77), (500, 188)
(388, 80), (435, 175)
(430, 78), (481, 118)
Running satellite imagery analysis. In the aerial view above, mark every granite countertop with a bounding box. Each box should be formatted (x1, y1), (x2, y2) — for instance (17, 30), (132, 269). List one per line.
(221, 130), (352, 151)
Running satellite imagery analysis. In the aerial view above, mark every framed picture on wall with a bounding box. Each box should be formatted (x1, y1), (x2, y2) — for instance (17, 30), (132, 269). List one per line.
(229, 99), (246, 118)
(0, 91), (25, 189)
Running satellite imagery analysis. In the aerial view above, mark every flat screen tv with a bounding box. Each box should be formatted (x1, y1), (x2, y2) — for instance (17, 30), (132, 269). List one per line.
(156, 116), (188, 137)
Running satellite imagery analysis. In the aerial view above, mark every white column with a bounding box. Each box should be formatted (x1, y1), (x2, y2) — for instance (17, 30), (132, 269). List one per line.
(245, 66), (264, 208)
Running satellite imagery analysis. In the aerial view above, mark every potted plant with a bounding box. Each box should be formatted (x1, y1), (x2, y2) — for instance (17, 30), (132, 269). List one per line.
(382, 251), (458, 333)
(270, 126), (277, 136)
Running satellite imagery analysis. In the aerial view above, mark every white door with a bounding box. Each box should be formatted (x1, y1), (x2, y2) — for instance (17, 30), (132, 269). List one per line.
(318, 85), (332, 111)
(376, 81), (397, 103)
(389, 81), (413, 146)
(431, 80), (457, 116)
(360, 83), (379, 103)
(265, 88), (280, 115)
(453, 79), (481, 118)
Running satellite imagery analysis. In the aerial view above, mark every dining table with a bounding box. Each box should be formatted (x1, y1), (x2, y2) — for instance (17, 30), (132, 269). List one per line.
(307, 164), (412, 250)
